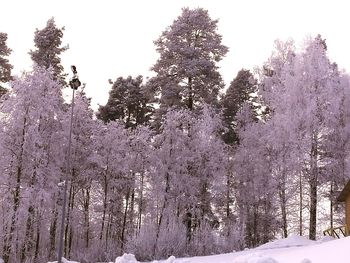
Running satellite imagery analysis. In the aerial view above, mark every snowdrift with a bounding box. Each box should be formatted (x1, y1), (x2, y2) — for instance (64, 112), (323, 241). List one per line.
(46, 235), (350, 263)
(185, 235), (349, 263)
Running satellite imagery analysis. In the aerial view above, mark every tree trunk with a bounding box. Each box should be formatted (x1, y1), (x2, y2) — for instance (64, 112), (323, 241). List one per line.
(49, 197), (58, 259)
(121, 188), (130, 250)
(68, 187), (75, 258)
(100, 174), (108, 240)
(253, 207), (258, 246)
(153, 172), (170, 256)
(20, 205), (35, 263)
(226, 171), (231, 219)
(188, 77), (193, 110)
(309, 135), (318, 240)
(279, 179), (288, 238)
(129, 187), (135, 235)
(105, 213), (112, 252)
(64, 183), (73, 257)
(3, 115), (28, 263)
(330, 182), (334, 230)
(34, 209), (42, 262)
(137, 172), (144, 233)
(83, 187), (91, 248)
(299, 172), (303, 236)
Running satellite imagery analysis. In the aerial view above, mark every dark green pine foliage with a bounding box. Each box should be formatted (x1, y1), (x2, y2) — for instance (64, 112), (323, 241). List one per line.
(29, 18), (68, 85)
(149, 8), (228, 115)
(221, 69), (257, 145)
(97, 75), (153, 128)
(0, 33), (12, 98)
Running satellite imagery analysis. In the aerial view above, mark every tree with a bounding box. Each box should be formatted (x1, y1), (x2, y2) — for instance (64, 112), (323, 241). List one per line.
(221, 69), (257, 145)
(139, 106), (227, 259)
(149, 7), (228, 120)
(29, 18), (68, 84)
(0, 66), (64, 263)
(97, 76), (153, 128)
(259, 36), (343, 240)
(233, 104), (279, 248)
(258, 39), (298, 238)
(0, 32), (12, 97)
(291, 35), (338, 240)
(59, 90), (96, 260)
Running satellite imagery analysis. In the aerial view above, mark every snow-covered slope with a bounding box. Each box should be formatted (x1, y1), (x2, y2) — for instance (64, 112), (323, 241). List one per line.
(45, 235), (350, 263)
(170, 235), (347, 263)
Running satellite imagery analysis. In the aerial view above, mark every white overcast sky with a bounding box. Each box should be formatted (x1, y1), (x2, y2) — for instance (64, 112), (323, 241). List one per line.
(1, 0), (350, 110)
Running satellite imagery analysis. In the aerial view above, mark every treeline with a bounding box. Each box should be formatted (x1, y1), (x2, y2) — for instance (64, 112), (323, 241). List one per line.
(0, 8), (349, 263)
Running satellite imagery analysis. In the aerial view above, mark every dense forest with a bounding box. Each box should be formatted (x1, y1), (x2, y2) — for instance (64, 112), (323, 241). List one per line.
(1, 8), (349, 263)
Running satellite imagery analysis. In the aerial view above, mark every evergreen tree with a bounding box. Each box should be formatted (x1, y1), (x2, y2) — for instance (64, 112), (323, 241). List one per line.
(0, 32), (12, 97)
(221, 69), (257, 145)
(149, 7), (228, 121)
(97, 75), (153, 128)
(29, 18), (68, 84)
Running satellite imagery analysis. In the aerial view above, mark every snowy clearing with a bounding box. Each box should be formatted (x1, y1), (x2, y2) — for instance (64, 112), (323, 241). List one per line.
(23, 235), (349, 263)
(107, 235), (346, 263)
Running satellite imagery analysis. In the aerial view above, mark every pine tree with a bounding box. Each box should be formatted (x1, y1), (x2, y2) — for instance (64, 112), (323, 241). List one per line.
(221, 69), (257, 145)
(149, 7), (228, 120)
(0, 32), (12, 97)
(97, 75), (153, 128)
(29, 18), (68, 84)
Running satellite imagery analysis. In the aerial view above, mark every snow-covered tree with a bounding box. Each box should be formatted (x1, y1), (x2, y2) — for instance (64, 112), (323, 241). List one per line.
(258, 36), (345, 240)
(0, 66), (64, 263)
(139, 105), (227, 259)
(29, 18), (68, 84)
(58, 90), (96, 260)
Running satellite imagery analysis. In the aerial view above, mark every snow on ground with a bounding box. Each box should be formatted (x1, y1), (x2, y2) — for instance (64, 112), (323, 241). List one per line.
(172, 235), (347, 263)
(46, 235), (349, 263)
(47, 257), (79, 263)
(255, 234), (316, 250)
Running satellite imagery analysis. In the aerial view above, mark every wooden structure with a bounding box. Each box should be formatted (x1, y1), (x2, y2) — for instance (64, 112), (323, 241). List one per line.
(323, 225), (347, 238)
(323, 181), (350, 238)
(336, 180), (350, 236)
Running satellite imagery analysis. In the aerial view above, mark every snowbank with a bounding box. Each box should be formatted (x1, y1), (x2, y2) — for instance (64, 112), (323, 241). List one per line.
(47, 257), (79, 263)
(111, 254), (177, 263)
(49, 236), (350, 263)
(180, 236), (350, 263)
(115, 254), (138, 263)
(152, 256), (176, 263)
(256, 235), (315, 250)
(232, 253), (279, 263)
